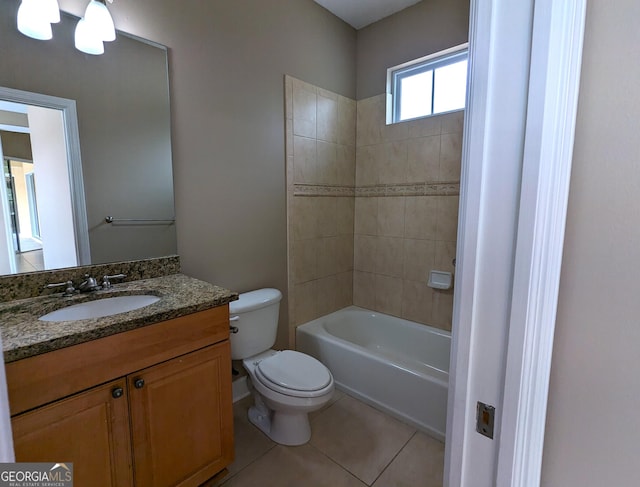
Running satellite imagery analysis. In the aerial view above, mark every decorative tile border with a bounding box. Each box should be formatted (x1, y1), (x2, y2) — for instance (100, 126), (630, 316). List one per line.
(293, 184), (355, 197)
(293, 182), (459, 197)
(359, 182), (460, 197)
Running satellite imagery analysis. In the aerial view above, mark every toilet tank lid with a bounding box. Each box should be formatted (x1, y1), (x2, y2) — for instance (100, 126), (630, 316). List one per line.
(229, 288), (282, 314)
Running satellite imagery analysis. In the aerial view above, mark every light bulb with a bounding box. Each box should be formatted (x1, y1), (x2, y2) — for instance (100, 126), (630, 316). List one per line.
(84, 0), (116, 42)
(74, 18), (104, 55)
(17, 0), (53, 40)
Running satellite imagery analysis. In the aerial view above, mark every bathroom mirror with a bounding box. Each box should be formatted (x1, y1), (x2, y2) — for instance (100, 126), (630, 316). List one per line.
(0, 0), (176, 275)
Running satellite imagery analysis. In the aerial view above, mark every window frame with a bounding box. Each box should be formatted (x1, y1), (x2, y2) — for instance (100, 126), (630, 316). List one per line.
(387, 43), (469, 124)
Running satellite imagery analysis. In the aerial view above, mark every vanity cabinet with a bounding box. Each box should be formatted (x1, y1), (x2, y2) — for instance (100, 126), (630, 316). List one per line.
(6, 305), (234, 487)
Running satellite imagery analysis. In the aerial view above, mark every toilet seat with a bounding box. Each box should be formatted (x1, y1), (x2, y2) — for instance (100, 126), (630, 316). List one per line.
(255, 350), (333, 398)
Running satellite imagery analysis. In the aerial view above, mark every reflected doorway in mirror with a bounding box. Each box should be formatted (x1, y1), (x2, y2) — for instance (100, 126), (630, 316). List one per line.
(0, 87), (89, 275)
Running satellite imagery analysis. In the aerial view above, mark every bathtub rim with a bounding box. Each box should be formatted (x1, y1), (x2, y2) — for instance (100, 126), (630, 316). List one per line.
(296, 305), (451, 382)
(298, 305), (452, 340)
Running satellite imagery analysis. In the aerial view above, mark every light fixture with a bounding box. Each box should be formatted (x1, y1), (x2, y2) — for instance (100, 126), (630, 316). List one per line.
(83, 0), (115, 42)
(17, 0), (61, 41)
(44, 0), (61, 24)
(74, 0), (116, 55)
(74, 18), (104, 55)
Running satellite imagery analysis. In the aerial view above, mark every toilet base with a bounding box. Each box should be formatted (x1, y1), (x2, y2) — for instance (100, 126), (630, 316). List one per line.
(248, 395), (312, 446)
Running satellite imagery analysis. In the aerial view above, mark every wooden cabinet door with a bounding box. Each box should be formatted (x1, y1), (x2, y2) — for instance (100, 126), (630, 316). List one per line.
(12, 380), (133, 487)
(128, 342), (234, 487)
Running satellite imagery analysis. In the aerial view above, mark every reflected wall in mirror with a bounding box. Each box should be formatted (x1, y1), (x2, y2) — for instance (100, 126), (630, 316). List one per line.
(0, 0), (177, 276)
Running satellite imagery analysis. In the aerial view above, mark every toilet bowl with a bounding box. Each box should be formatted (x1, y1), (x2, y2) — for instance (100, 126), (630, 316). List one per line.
(229, 289), (334, 445)
(242, 349), (334, 445)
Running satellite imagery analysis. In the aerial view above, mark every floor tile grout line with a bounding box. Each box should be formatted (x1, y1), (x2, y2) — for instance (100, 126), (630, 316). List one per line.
(226, 391), (433, 486)
(310, 392), (420, 485)
(215, 440), (278, 486)
(368, 430), (419, 486)
(221, 392), (345, 485)
(306, 440), (369, 486)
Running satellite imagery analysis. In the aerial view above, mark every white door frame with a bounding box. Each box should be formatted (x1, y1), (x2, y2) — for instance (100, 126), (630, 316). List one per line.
(0, 139), (17, 275)
(445, 1), (587, 486)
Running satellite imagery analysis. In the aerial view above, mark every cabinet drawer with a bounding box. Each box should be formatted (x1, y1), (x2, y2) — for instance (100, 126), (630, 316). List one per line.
(7, 305), (229, 416)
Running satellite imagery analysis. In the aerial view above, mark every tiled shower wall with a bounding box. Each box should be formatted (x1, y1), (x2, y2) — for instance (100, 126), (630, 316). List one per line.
(286, 77), (462, 343)
(354, 95), (462, 331)
(285, 76), (356, 344)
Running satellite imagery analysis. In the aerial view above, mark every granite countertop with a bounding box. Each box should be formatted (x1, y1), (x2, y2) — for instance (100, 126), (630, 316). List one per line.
(0, 274), (238, 363)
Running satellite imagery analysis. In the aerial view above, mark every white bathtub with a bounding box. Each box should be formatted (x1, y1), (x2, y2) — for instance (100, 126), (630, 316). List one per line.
(296, 306), (450, 441)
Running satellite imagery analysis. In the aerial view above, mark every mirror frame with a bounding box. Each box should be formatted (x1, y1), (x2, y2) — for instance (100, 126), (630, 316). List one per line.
(0, 86), (90, 266)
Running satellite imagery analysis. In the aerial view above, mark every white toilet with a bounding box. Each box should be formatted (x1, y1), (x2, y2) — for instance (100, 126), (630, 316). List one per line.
(229, 288), (334, 446)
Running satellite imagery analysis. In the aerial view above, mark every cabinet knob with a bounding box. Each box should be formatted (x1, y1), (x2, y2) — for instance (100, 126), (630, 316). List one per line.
(134, 378), (145, 389)
(112, 387), (124, 399)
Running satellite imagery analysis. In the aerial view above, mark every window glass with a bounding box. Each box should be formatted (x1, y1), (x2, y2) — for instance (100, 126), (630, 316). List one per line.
(433, 59), (468, 113)
(399, 70), (433, 120)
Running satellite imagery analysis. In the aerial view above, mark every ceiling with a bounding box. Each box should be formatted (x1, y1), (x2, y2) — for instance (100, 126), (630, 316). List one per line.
(313, 0), (423, 29)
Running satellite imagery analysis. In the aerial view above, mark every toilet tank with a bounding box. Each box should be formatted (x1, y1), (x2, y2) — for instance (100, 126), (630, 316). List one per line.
(229, 288), (282, 360)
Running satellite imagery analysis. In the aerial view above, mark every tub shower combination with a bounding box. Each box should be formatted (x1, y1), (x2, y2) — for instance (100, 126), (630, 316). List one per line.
(296, 306), (450, 441)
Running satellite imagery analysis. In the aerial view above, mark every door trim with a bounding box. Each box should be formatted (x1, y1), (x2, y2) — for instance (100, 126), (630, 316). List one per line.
(445, 0), (587, 485)
(497, 1), (587, 485)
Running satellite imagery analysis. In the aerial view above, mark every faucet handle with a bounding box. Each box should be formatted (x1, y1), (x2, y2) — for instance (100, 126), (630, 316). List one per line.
(102, 273), (127, 289)
(44, 280), (77, 296)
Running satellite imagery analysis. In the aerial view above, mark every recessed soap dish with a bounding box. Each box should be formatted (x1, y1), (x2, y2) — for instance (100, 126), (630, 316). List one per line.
(428, 270), (453, 290)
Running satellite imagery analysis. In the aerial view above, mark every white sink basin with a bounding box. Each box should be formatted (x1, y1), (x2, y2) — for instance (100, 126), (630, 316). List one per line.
(39, 295), (160, 322)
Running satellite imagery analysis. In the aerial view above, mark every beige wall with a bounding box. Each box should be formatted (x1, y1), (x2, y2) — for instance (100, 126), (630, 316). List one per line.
(56, 0), (357, 349)
(353, 97), (462, 331)
(541, 1), (640, 485)
(356, 0), (470, 99)
(286, 76), (356, 343)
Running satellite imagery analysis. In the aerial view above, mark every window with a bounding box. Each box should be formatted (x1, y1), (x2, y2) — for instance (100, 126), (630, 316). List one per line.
(388, 44), (468, 123)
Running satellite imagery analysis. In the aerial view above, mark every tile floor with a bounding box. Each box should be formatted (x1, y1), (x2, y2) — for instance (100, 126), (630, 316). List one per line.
(14, 249), (44, 273)
(207, 389), (444, 487)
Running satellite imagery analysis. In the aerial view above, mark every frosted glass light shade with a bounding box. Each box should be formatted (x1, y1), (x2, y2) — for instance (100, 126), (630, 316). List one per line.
(44, 0), (61, 24)
(84, 0), (116, 42)
(74, 18), (104, 55)
(17, 0), (53, 40)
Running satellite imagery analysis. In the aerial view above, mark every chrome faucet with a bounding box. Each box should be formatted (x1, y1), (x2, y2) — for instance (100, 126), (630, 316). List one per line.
(46, 272), (127, 296)
(78, 274), (100, 292)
